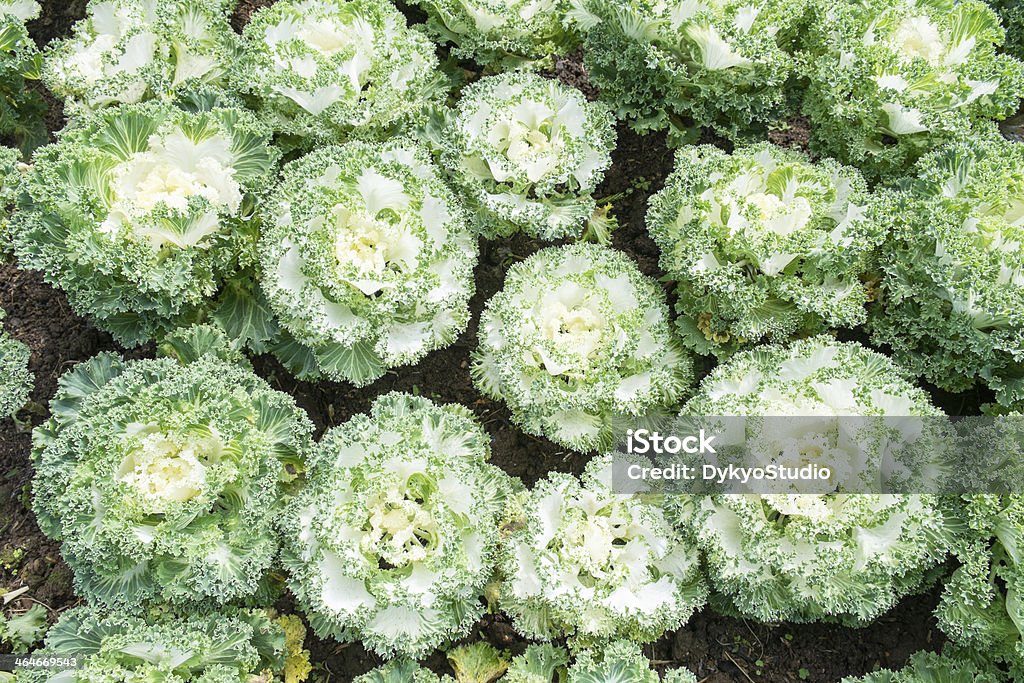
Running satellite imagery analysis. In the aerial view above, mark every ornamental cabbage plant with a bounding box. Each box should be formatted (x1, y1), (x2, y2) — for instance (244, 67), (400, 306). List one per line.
(868, 138), (1024, 406)
(42, 0), (240, 114)
(408, 0), (579, 68)
(682, 337), (949, 624)
(9, 96), (280, 347)
(801, 0), (1024, 179)
(353, 640), (698, 682)
(439, 72), (615, 240)
(237, 0), (443, 145)
(565, 641), (698, 683)
(0, 1), (45, 156)
(282, 392), (514, 658)
(647, 143), (882, 357)
(0, 307), (31, 418)
(937, 489), (1024, 677)
(259, 139), (477, 386)
(473, 243), (693, 452)
(31, 331), (314, 608)
(17, 606), (309, 683)
(840, 650), (1000, 683)
(573, 0), (806, 141)
(498, 454), (707, 644)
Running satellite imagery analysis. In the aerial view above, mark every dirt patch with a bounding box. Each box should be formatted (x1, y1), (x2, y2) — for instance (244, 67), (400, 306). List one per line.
(25, 0), (88, 48)
(232, 0), (277, 32)
(768, 115), (813, 153)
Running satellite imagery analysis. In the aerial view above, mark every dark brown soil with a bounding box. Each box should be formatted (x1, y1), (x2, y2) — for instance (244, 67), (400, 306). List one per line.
(0, 1), (954, 682)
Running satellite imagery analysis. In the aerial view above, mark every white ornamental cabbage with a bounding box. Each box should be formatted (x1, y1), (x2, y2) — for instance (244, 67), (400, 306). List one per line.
(473, 243), (694, 452)
(498, 454), (707, 645)
(8, 95), (280, 347)
(30, 330), (314, 609)
(259, 139), (477, 386)
(354, 640), (699, 682)
(440, 72), (615, 240)
(869, 138), (1024, 408)
(408, 0), (580, 67)
(936, 492), (1024, 678)
(42, 0), (240, 113)
(681, 336), (949, 624)
(801, 0), (1024, 178)
(839, 650), (1000, 683)
(647, 143), (883, 357)
(282, 393), (515, 659)
(237, 0), (443, 144)
(574, 0), (806, 141)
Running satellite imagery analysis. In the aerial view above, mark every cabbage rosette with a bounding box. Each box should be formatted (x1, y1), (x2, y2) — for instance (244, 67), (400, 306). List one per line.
(237, 0), (443, 144)
(647, 143), (883, 357)
(498, 454), (707, 645)
(9, 96), (280, 347)
(440, 72), (615, 240)
(472, 242), (693, 452)
(801, 0), (1024, 178)
(575, 0), (806, 141)
(282, 393), (514, 658)
(868, 138), (1024, 406)
(409, 0), (579, 67)
(260, 139), (477, 386)
(42, 0), (240, 113)
(31, 335), (314, 608)
(681, 337), (949, 624)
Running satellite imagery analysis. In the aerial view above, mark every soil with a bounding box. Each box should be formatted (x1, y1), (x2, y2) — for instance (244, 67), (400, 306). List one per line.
(0, 1), (963, 681)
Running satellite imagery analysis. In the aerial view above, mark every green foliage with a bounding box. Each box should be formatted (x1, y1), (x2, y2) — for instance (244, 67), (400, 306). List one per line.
(937, 489), (1024, 678)
(30, 331), (314, 608)
(987, 0), (1024, 60)
(16, 606), (299, 682)
(647, 143), (883, 357)
(0, 604), (47, 655)
(841, 650), (1002, 683)
(355, 641), (698, 682)
(0, 306), (31, 418)
(0, 2), (46, 157)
